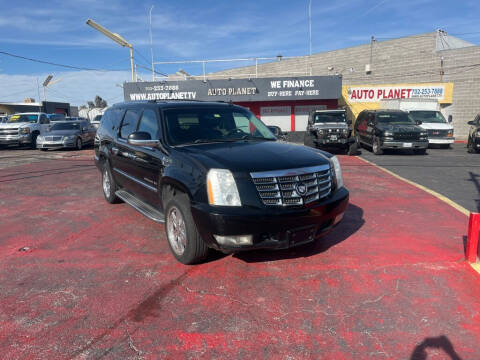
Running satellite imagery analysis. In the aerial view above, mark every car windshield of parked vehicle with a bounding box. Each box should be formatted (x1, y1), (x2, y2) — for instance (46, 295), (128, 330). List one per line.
(408, 111), (446, 124)
(8, 114), (38, 123)
(51, 122), (81, 131)
(164, 107), (276, 145)
(314, 112), (346, 123)
(376, 112), (415, 125)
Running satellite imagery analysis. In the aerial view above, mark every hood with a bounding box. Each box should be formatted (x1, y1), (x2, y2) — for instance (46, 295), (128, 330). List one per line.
(419, 122), (453, 130)
(313, 122), (348, 130)
(42, 129), (80, 136)
(0, 122), (31, 129)
(376, 123), (423, 133)
(176, 141), (331, 173)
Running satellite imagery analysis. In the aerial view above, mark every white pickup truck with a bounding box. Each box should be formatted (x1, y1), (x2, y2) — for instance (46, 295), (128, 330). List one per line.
(0, 112), (50, 149)
(380, 99), (454, 148)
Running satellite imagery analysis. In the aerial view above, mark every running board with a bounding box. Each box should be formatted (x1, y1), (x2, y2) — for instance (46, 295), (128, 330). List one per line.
(115, 190), (165, 223)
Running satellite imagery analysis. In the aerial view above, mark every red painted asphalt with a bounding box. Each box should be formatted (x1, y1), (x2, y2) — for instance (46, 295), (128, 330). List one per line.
(0, 152), (479, 359)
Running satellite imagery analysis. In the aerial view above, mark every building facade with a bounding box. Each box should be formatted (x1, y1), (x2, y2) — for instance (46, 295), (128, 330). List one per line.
(212, 31), (479, 139)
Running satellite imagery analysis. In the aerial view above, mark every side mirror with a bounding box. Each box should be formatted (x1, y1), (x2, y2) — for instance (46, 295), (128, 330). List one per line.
(282, 131), (288, 136)
(468, 120), (475, 126)
(448, 115), (453, 123)
(127, 131), (159, 147)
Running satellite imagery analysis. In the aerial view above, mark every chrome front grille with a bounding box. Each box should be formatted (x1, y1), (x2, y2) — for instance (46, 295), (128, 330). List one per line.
(45, 136), (63, 141)
(393, 132), (419, 141)
(427, 129), (448, 138)
(251, 164), (332, 206)
(0, 128), (18, 135)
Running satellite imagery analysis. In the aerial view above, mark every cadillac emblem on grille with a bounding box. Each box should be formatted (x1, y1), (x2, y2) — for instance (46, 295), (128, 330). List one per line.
(296, 182), (307, 196)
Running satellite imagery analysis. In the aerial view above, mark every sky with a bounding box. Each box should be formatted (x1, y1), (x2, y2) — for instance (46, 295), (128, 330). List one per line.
(0, 0), (479, 107)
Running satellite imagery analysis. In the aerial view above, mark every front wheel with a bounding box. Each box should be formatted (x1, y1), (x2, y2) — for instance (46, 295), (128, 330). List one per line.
(76, 138), (82, 150)
(30, 134), (38, 149)
(347, 140), (358, 156)
(165, 193), (208, 264)
(372, 137), (383, 155)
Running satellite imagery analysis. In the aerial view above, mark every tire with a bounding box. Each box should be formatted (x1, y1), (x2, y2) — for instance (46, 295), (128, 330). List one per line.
(30, 133), (38, 149)
(347, 140), (358, 156)
(414, 149), (426, 155)
(303, 133), (316, 148)
(102, 162), (120, 204)
(468, 138), (478, 153)
(76, 138), (82, 150)
(165, 192), (208, 264)
(372, 137), (383, 155)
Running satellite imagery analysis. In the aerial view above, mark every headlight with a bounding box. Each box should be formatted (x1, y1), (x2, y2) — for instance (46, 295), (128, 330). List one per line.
(330, 156), (344, 190)
(37, 136), (44, 142)
(384, 131), (393, 136)
(447, 129), (454, 136)
(420, 132), (427, 136)
(63, 135), (75, 141)
(207, 169), (241, 206)
(342, 128), (348, 134)
(19, 128), (30, 134)
(318, 129), (324, 135)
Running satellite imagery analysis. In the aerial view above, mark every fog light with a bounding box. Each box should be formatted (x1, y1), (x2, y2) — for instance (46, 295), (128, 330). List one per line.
(214, 235), (253, 246)
(333, 213), (344, 225)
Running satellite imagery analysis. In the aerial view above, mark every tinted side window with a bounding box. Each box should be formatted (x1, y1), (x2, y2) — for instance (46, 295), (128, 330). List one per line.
(137, 109), (159, 139)
(119, 110), (139, 139)
(39, 114), (48, 124)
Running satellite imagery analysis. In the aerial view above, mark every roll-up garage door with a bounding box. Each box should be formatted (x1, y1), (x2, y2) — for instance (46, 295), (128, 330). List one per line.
(260, 106), (291, 132)
(294, 105), (327, 131)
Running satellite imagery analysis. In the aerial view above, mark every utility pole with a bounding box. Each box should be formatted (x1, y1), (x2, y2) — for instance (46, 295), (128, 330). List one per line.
(308, 0), (312, 75)
(149, 5), (155, 81)
(440, 56), (444, 82)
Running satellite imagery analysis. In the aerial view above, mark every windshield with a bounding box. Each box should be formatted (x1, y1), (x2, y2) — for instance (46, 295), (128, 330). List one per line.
(376, 112), (415, 125)
(51, 122), (81, 131)
(314, 112), (346, 123)
(8, 114), (38, 123)
(164, 107), (276, 146)
(409, 111), (446, 124)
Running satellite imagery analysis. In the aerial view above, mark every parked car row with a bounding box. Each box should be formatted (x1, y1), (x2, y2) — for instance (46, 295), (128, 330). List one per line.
(0, 112), (97, 150)
(304, 108), (458, 155)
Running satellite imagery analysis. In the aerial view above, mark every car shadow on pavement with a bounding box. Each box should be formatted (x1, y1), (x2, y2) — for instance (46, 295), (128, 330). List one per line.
(410, 335), (463, 360)
(234, 203), (364, 263)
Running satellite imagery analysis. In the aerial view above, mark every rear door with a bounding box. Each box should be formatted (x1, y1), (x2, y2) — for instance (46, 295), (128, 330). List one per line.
(127, 108), (164, 206)
(111, 108), (141, 192)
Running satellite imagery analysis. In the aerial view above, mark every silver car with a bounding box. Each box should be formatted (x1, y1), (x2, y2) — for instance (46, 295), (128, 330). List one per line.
(36, 121), (96, 150)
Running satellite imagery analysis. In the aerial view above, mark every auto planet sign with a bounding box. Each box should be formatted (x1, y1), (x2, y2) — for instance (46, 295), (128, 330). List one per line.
(123, 76), (341, 102)
(347, 84), (446, 103)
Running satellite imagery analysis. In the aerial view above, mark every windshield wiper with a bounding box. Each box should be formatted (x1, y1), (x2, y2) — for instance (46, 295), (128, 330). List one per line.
(239, 134), (276, 141)
(191, 138), (236, 144)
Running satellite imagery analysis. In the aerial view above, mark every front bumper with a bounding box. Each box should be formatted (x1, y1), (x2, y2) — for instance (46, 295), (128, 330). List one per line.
(381, 140), (428, 150)
(314, 137), (354, 147)
(0, 134), (31, 145)
(37, 140), (76, 149)
(191, 187), (349, 252)
(428, 137), (455, 144)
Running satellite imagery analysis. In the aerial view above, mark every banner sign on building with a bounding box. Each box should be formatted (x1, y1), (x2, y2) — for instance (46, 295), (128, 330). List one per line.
(346, 84), (451, 103)
(123, 76), (341, 103)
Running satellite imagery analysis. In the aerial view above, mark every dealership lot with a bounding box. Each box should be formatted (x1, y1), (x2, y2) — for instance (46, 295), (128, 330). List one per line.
(359, 143), (479, 212)
(1, 149), (480, 358)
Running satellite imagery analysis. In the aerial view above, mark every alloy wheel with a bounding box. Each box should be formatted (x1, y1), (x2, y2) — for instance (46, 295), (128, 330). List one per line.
(167, 206), (187, 256)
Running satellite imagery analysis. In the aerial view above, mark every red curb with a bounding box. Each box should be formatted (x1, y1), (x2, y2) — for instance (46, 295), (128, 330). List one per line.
(467, 213), (480, 262)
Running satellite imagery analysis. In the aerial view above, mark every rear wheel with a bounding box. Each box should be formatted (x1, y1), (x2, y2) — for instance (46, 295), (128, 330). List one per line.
(468, 137), (478, 153)
(372, 137), (383, 155)
(102, 162), (120, 204)
(165, 192), (208, 264)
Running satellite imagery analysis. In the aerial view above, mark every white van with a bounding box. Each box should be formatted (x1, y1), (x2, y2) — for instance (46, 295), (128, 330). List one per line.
(380, 99), (454, 148)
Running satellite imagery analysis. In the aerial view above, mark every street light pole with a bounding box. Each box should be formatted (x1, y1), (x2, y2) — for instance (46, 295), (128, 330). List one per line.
(86, 19), (135, 82)
(149, 5), (155, 81)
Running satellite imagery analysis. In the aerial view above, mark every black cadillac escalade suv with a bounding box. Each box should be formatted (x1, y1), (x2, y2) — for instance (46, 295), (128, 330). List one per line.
(354, 109), (429, 155)
(94, 101), (349, 264)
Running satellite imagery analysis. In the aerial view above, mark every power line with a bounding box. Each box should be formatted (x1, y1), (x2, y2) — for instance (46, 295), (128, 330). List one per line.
(134, 62), (167, 77)
(0, 50), (128, 72)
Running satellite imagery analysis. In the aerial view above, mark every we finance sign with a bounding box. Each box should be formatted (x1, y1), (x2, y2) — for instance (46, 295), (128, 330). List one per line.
(347, 84), (447, 103)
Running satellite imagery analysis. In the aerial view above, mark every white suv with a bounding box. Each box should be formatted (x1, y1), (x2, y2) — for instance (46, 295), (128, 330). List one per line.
(0, 112), (50, 148)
